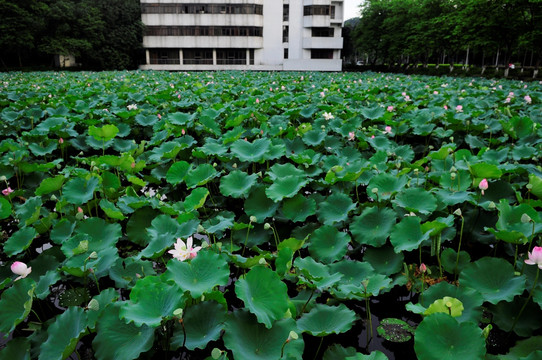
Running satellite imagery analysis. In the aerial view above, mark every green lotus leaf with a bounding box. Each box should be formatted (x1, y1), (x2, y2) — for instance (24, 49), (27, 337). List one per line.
(99, 199), (125, 220)
(199, 138), (228, 156)
(300, 105), (318, 118)
(120, 275), (186, 327)
(512, 144), (537, 160)
(323, 344), (357, 359)
(295, 256), (343, 290)
(268, 163), (305, 180)
(329, 260), (375, 286)
(223, 310), (302, 360)
(35, 176), (64, 196)
(89, 124), (119, 142)
(0, 197), (12, 219)
(171, 301), (226, 350)
(220, 170), (258, 198)
(139, 214), (181, 259)
(165, 250), (230, 298)
(414, 313), (486, 360)
(345, 351), (389, 360)
(61, 246), (118, 279)
(4, 226), (37, 256)
(441, 248), (471, 275)
(459, 257), (526, 304)
(360, 105), (385, 120)
(168, 112), (194, 126)
(50, 219), (75, 244)
(166, 161), (191, 185)
(34, 270), (61, 300)
(87, 288), (120, 330)
(15, 197), (42, 227)
(185, 163), (219, 189)
(0, 278), (35, 337)
(265, 175), (308, 202)
(199, 108), (222, 135)
(308, 225), (350, 264)
(350, 206), (397, 247)
(183, 187), (209, 212)
(504, 336), (542, 359)
(126, 208), (159, 246)
(230, 138), (271, 163)
(93, 304), (154, 360)
(63, 176), (100, 205)
(297, 303), (357, 336)
(0, 337), (30, 360)
(492, 200), (539, 240)
(528, 174), (542, 199)
(394, 188), (437, 215)
(469, 162), (502, 179)
(424, 297), (464, 317)
(281, 194), (316, 222)
(302, 129), (326, 146)
(367, 173), (408, 200)
(109, 257), (156, 289)
(75, 217), (121, 251)
(39, 306), (88, 360)
(363, 245), (404, 276)
(420, 281), (483, 324)
(376, 318), (415, 343)
(28, 141), (57, 157)
(433, 189), (473, 206)
(334, 273), (392, 299)
(202, 211), (234, 234)
(135, 114), (157, 126)
(235, 266), (290, 328)
(390, 216), (430, 253)
(489, 296), (542, 337)
(316, 192), (356, 225)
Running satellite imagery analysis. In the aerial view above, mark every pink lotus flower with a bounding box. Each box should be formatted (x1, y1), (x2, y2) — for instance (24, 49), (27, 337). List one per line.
(323, 112), (334, 121)
(525, 95), (532, 104)
(455, 105), (463, 112)
(11, 261), (32, 281)
(444, 105), (448, 110)
(320, 92), (325, 97)
(525, 247), (542, 269)
(256, 98), (260, 104)
(168, 237), (202, 261)
(348, 132), (355, 141)
(2, 187), (13, 196)
(384, 126), (392, 134)
(59, 138), (64, 144)
(420, 263), (427, 273)
(387, 106), (394, 112)
(181, 129), (186, 135)
(77, 207), (83, 213)
(479, 178), (488, 195)
(157, 114), (162, 119)
(504, 98), (511, 103)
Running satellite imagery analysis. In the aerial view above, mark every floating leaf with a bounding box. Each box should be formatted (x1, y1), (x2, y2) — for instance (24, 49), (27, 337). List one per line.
(89, 124), (119, 142)
(39, 307), (88, 360)
(4, 227), (37, 256)
(309, 225), (350, 264)
(0, 197), (12, 219)
(377, 318), (415, 343)
(245, 186), (279, 222)
(220, 170), (258, 198)
(185, 164), (219, 189)
(235, 266), (290, 328)
(63, 176), (100, 205)
(140, 215), (181, 259)
(183, 187), (209, 212)
(0, 278), (35, 337)
(35, 176), (65, 196)
(350, 207), (396, 247)
(230, 138), (271, 163)
(316, 192), (356, 225)
(390, 216), (430, 253)
(265, 175), (308, 202)
(394, 188), (437, 215)
(166, 161), (190, 185)
(171, 301), (226, 350)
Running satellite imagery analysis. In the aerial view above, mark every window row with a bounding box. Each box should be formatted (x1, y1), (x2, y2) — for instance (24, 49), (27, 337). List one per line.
(303, 5), (336, 19)
(142, 3), (263, 15)
(149, 48), (255, 65)
(145, 26), (263, 37)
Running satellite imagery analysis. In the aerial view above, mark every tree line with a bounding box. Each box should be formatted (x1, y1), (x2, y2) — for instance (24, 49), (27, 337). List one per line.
(0, 0), (143, 70)
(350, 0), (542, 70)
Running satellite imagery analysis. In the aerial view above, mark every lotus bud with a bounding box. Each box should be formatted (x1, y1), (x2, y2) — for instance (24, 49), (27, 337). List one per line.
(420, 263), (427, 273)
(87, 299), (100, 311)
(450, 166), (457, 172)
(0, 176), (6, 181)
(249, 216), (257, 223)
(232, 163), (237, 169)
(453, 209), (462, 217)
(449, 137), (454, 142)
(213, 163), (217, 167)
(488, 201), (496, 210)
(521, 213), (532, 223)
(197, 224), (205, 233)
(264, 223), (271, 230)
(75, 211), (85, 220)
(50, 194), (58, 201)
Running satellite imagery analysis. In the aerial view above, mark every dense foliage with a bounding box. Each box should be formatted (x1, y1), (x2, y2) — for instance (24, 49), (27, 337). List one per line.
(0, 70), (542, 359)
(352, 0), (542, 68)
(0, 0), (143, 70)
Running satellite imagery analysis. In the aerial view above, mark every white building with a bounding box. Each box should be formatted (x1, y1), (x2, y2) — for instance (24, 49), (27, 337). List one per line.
(139, 0), (344, 71)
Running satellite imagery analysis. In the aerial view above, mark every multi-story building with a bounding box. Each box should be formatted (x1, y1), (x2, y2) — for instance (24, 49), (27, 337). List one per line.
(139, 0), (344, 71)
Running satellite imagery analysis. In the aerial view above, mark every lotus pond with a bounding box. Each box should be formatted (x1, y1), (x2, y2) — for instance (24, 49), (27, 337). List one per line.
(0, 70), (542, 360)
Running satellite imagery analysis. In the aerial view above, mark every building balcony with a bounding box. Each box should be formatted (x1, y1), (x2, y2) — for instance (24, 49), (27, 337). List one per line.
(303, 37), (343, 49)
(303, 15), (331, 27)
(142, 14), (264, 27)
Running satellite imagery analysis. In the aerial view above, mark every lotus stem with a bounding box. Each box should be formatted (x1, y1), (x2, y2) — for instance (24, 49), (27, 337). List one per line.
(299, 289), (315, 318)
(454, 214), (464, 281)
(312, 337), (324, 360)
(511, 267), (539, 333)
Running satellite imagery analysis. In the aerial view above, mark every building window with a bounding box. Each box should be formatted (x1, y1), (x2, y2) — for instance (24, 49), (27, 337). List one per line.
(145, 26), (263, 37)
(183, 49), (213, 64)
(217, 49), (247, 65)
(149, 49), (180, 64)
(142, 4), (263, 15)
(312, 28), (334, 37)
(311, 49), (334, 59)
(303, 5), (331, 16)
(283, 26), (289, 43)
(284, 48), (288, 59)
(283, 4), (289, 21)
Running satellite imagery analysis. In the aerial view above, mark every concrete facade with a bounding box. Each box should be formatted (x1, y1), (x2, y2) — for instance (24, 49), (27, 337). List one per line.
(139, 0), (343, 71)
